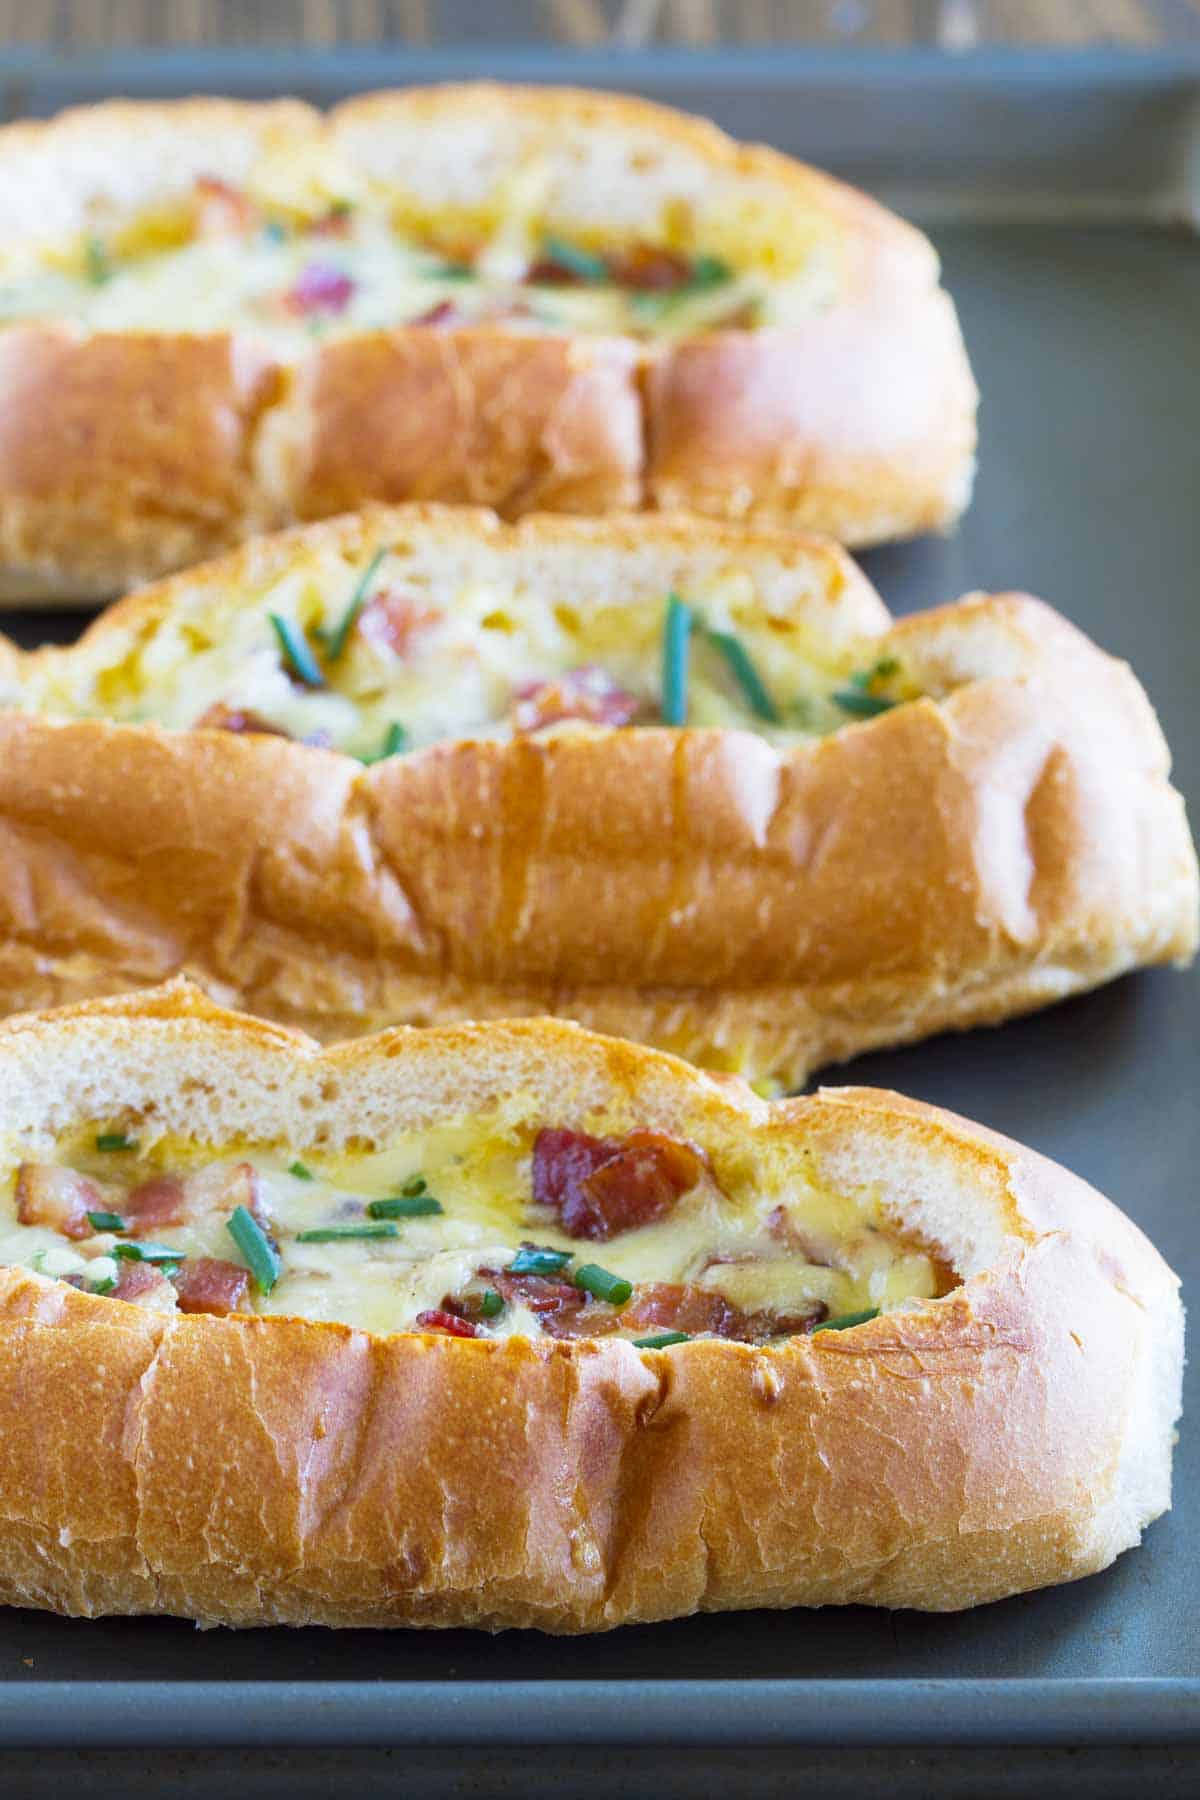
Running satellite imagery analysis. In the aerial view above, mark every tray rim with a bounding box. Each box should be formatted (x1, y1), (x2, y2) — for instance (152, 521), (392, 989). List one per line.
(0, 1677), (1197, 1749)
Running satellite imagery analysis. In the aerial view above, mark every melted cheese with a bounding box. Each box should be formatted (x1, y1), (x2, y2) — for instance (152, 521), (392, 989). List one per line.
(0, 200), (838, 348)
(0, 1118), (947, 1339)
(15, 550), (918, 757)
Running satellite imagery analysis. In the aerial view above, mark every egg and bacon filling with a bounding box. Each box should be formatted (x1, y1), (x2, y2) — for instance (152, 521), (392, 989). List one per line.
(1, 1117), (953, 1341)
(12, 546), (921, 759)
(0, 173), (836, 343)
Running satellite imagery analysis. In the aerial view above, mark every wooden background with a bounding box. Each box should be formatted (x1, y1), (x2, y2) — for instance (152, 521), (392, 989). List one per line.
(0, 3), (1197, 50)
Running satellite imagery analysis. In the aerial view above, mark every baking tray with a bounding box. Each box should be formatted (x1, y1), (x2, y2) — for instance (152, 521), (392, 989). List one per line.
(0, 45), (1198, 1754)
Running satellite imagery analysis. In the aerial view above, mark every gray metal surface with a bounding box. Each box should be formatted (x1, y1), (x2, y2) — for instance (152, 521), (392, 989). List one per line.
(0, 51), (1198, 1750)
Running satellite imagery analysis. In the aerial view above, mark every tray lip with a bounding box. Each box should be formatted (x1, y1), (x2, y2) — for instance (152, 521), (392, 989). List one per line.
(0, 42), (1197, 1751)
(1, 40), (1199, 92)
(0, 1677), (1197, 1748)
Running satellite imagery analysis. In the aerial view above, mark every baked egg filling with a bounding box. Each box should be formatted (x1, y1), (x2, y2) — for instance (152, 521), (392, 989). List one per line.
(0, 176), (838, 344)
(10, 546), (921, 758)
(0, 1117), (953, 1341)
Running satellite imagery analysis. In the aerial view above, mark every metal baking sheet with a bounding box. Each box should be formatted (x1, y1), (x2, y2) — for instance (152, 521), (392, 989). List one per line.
(0, 47), (1198, 1751)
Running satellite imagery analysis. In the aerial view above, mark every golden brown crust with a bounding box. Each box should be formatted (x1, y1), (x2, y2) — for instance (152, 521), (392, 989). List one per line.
(644, 297), (977, 543)
(0, 327), (285, 597)
(0, 508), (1192, 1088)
(265, 330), (644, 522)
(0, 85), (976, 596)
(0, 988), (1181, 1628)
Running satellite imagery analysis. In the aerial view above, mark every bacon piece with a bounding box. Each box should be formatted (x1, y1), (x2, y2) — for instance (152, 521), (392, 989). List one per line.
(416, 1308), (479, 1339)
(532, 1128), (703, 1242)
(526, 253), (601, 286)
(608, 245), (693, 291)
(123, 1174), (187, 1235)
(15, 1164), (102, 1240)
(512, 667), (640, 734)
(623, 1280), (825, 1343)
(193, 175), (257, 238)
(112, 1261), (177, 1311)
(356, 590), (441, 659)
(487, 1267), (589, 1339)
(309, 204), (353, 239)
(622, 1281), (750, 1340)
(194, 703), (292, 738)
(409, 299), (459, 328)
(174, 1257), (251, 1318)
(282, 261), (355, 317)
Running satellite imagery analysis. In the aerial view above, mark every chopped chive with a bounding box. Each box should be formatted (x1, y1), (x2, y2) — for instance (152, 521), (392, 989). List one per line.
(480, 1287), (503, 1318)
(89, 1277), (116, 1295)
(814, 1307), (880, 1334)
(326, 547), (387, 662)
(96, 1133), (137, 1153)
(704, 627), (779, 723)
(508, 1246), (572, 1277)
(436, 261), (475, 280)
(359, 721), (409, 764)
(689, 254), (734, 290)
(85, 236), (111, 285)
(632, 1331), (691, 1349)
(269, 612), (325, 687)
(574, 1263), (633, 1306)
(288, 1161), (314, 1181)
(295, 1223), (400, 1243)
(329, 198), (354, 219)
(226, 1204), (281, 1295)
(539, 235), (609, 283)
(367, 1195), (443, 1220)
(158, 1263), (182, 1281)
(661, 593), (693, 726)
(831, 688), (895, 719)
(112, 1242), (184, 1266)
(86, 1210), (126, 1234)
(401, 1175), (427, 1197)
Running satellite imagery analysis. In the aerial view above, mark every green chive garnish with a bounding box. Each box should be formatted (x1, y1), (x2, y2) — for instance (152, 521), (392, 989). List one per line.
(831, 688), (895, 719)
(574, 1264), (633, 1306)
(509, 1246), (572, 1276)
(85, 236), (111, 285)
(90, 1277), (116, 1295)
(401, 1175), (427, 1197)
(704, 627), (779, 723)
(436, 262), (475, 280)
(96, 1133), (137, 1153)
(366, 1195), (443, 1220)
(288, 1161), (314, 1180)
(480, 1288), (503, 1318)
(814, 1307), (880, 1333)
(661, 593), (693, 726)
(832, 659), (900, 720)
(295, 1223), (399, 1243)
(689, 254), (734, 290)
(269, 613), (325, 687)
(112, 1242), (184, 1266)
(359, 721), (409, 764)
(326, 547), (387, 662)
(86, 1210), (126, 1233)
(539, 235), (609, 283)
(226, 1204), (281, 1295)
(632, 1331), (691, 1349)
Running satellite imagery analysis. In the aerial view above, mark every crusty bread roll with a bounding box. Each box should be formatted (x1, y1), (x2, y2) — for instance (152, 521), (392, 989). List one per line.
(0, 505), (1194, 1090)
(0, 86), (976, 598)
(0, 982), (1181, 1630)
